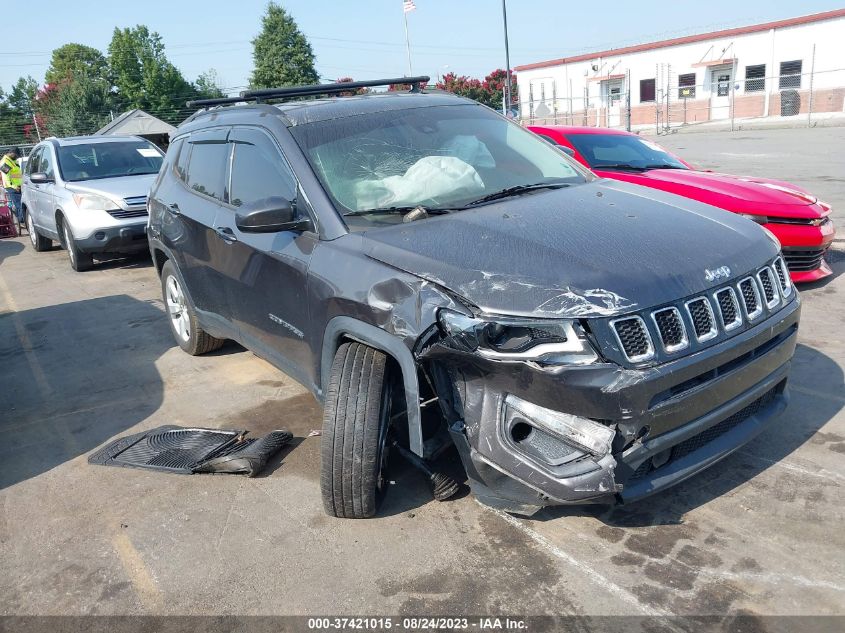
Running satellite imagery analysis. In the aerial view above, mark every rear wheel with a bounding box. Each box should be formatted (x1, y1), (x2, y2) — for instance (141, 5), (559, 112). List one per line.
(26, 210), (51, 252)
(60, 219), (93, 272)
(321, 342), (396, 519)
(160, 259), (225, 355)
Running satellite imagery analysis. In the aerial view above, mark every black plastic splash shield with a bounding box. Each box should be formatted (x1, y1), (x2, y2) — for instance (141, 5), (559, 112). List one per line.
(88, 426), (293, 477)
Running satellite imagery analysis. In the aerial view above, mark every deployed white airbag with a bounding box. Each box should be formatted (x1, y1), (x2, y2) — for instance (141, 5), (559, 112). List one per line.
(353, 156), (484, 210)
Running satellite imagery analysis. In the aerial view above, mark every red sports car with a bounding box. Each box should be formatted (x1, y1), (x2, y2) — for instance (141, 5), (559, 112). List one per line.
(528, 125), (835, 283)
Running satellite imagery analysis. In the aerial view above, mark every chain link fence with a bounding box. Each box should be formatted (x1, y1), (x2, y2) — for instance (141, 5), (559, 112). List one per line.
(520, 66), (845, 133)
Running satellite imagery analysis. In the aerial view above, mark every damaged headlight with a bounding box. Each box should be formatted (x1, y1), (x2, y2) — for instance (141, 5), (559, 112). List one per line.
(438, 309), (598, 365)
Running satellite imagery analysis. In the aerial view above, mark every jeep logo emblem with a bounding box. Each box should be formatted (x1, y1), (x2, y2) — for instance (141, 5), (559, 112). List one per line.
(705, 266), (731, 282)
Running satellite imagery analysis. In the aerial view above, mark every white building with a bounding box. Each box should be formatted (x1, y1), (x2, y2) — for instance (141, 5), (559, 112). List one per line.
(514, 8), (845, 128)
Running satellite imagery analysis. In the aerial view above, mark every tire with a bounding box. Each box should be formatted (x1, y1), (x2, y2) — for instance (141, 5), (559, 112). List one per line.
(321, 342), (396, 519)
(26, 210), (52, 252)
(60, 218), (93, 272)
(160, 259), (225, 356)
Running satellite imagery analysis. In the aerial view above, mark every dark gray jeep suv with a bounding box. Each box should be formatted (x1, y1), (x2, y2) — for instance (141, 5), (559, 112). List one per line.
(148, 78), (800, 518)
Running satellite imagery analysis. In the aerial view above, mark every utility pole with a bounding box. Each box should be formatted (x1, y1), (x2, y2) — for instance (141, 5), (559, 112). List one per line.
(502, 0), (512, 115)
(32, 113), (42, 142)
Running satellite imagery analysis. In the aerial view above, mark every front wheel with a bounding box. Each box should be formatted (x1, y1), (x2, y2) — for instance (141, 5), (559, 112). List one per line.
(160, 259), (225, 355)
(26, 211), (52, 252)
(321, 342), (396, 519)
(60, 220), (93, 272)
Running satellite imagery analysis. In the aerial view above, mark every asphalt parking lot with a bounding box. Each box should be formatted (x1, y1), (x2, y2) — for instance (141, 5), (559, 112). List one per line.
(1, 127), (843, 621)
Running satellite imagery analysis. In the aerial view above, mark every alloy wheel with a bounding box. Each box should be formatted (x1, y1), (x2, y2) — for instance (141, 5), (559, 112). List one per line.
(27, 213), (36, 247)
(165, 275), (191, 342)
(63, 223), (75, 266)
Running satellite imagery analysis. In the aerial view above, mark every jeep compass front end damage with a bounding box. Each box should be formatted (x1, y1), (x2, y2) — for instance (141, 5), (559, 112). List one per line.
(409, 254), (799, 515)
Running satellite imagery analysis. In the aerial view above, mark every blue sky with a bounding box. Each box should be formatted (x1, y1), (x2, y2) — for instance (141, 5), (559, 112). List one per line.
(4, 0), (842, 94)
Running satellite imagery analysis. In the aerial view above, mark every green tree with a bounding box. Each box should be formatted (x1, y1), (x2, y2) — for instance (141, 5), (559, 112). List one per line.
(250, 2), (319, 89)
(45, 44), (109, 85)
(38, 74), (115, 137)
(195, 69), (225, 99)
(108, 25), (194, 122)
(8, 76), (39, 113)
(0, 77), (40, 144)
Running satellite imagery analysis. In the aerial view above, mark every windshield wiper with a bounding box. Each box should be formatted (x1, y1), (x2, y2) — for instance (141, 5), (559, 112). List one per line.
(640, 163), (687, 170)
(462, 182), (571, 207)
(68, 172), (159, 182)
(343, 205), (451, 218)
(595, 163), (685, 171)
(594, 163), (648, 171)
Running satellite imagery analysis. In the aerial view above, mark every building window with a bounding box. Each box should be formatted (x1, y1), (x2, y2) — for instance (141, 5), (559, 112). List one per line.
(745, 65), (766, 92)
(779, 60), (802, 89)
(678, 73), (696, 99)
(640, 78), (656, 103)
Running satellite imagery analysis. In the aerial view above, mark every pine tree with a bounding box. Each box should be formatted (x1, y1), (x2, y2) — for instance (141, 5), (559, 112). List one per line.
(250, 2), (319, 89)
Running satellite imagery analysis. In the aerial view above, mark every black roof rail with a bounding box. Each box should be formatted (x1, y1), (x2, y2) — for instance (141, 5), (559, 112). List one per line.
(186, 76), (430, 109)
(242, 76), (430, 100)
(185, 96), (252, 108)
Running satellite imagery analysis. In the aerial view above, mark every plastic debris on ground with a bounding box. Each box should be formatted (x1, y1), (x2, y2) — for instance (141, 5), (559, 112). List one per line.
(88, 426), (293, 477)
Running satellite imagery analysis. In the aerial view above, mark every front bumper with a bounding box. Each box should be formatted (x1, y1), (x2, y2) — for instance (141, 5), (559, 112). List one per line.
(431, 295), (800, 514)
(767, 219), (835, 282)
(76, 222), (148, 254)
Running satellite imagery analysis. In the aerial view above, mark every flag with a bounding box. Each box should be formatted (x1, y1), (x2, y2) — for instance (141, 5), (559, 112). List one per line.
(403, 0), (416, 13)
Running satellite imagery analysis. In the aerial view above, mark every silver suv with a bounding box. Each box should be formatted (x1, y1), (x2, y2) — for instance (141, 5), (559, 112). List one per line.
(22, 135), (164, 271)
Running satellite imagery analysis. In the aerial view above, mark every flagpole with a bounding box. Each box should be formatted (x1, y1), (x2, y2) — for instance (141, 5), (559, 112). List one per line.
(502, 0), (512, 115)
(403, 10), (413, 76)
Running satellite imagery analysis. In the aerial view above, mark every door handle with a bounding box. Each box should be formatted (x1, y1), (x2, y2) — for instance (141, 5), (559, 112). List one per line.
(168, 202), (182, 216)
(214, 226), (238, 243)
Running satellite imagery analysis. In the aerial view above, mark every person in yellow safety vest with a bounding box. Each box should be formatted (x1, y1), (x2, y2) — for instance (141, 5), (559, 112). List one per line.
(1, 147), (23, 225)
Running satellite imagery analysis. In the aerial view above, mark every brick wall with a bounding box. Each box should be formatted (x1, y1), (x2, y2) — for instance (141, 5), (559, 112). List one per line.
(768, 88), (845, 116)
(670, 99), (710, 124)
(732, 94), (766, 118)
(630, 105), (656, 126)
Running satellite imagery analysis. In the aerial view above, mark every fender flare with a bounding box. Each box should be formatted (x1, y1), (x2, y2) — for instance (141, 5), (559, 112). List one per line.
(321, 316), (424, 456)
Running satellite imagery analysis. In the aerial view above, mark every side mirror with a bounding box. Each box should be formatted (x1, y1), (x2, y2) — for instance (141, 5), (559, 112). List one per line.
(30, 172), (52, 184)
(560, 146), (575, 157)
(235, 197), (311, 233)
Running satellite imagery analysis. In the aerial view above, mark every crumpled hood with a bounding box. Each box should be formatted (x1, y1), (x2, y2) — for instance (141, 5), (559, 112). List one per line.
(362, 179), (779, 318)
(65, 174), (157, 208)
(598, 168), (822, 218)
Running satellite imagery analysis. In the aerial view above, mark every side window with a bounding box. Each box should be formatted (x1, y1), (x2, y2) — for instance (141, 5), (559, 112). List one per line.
(41, 149), (55, 180)
(185, 131), (230, 201)
(229, 128), (297, 208)
(175, 137), (191, 182)
(26, 148), (42, 175)
(155, 137), (184, 188)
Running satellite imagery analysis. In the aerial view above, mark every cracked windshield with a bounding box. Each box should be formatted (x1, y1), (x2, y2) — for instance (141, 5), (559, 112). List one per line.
(291, 104), (589, 220)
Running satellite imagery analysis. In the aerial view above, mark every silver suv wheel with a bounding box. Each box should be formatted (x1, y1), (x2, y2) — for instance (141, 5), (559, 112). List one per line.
(165, 274), (191, 343)
(63, 223), (76, 266)
(27, 212), (36, 247)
